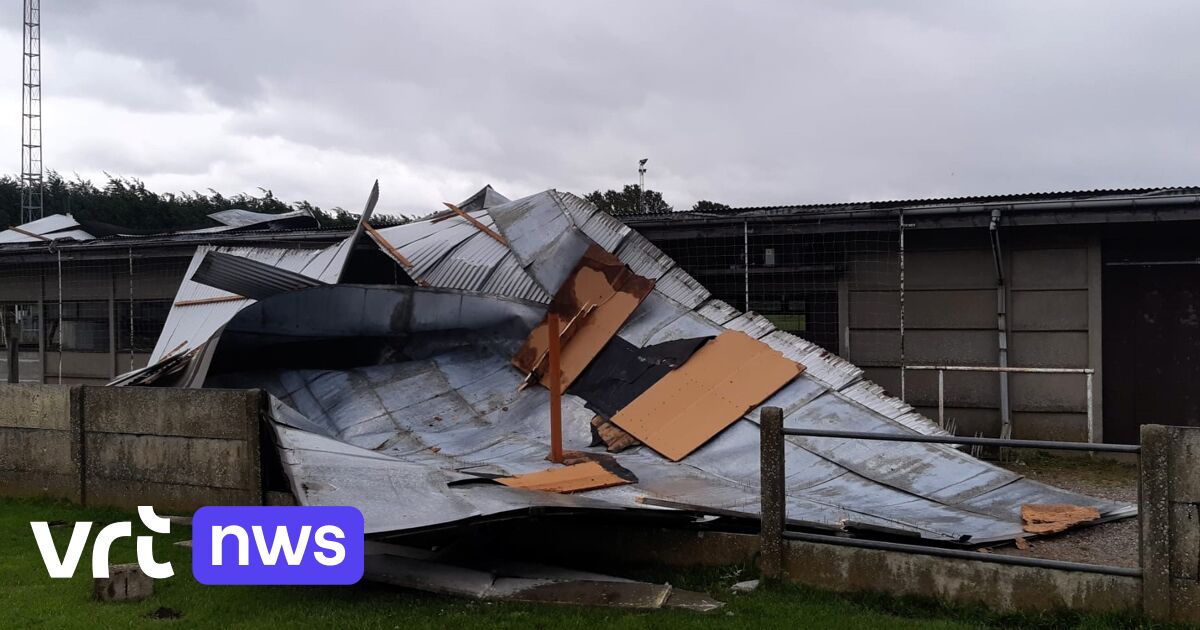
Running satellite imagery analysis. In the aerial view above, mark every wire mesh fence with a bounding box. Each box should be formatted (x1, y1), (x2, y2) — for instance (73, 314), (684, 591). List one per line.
(0, 249), (191, 384)
(655, 220), (906, 377)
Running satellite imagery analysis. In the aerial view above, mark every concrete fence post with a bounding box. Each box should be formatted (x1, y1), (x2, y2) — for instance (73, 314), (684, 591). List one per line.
(759, 406), (785, 580)
(5, 333), (17, 383)
(1140, 424), (1200, 623)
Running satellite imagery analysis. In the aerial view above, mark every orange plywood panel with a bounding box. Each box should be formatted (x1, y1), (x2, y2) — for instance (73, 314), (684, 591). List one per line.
(496, 461), (631, 493)
(1020, 504), (1100, 535)
(513, 245), (654, 393)
(610, 330), (804, 461)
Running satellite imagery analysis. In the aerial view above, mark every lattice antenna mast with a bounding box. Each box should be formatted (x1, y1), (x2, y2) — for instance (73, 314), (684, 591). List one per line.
(20, 0), (44, 224)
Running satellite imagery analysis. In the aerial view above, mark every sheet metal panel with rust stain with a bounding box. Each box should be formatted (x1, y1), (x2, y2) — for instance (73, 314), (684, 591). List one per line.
(611, 330), (805, 461)
(512, 244), (654, 393)
(497, 461), (632, 493)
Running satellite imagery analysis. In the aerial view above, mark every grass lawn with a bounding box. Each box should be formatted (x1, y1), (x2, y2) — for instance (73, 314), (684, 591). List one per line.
(0, 497), (1161, 629)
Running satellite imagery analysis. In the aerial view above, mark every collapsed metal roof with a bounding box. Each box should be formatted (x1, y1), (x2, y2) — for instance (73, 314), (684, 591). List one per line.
(126, 185), (1135, 547)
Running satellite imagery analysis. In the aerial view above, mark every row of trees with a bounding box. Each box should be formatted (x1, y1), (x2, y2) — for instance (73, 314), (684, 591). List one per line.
(0, 173), (381, 232)
(1, 175), (733, 232)
(584, 184), (731, 216)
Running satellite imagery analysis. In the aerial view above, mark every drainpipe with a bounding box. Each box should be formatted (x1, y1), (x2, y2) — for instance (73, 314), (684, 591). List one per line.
(989, 209), (1012, 438)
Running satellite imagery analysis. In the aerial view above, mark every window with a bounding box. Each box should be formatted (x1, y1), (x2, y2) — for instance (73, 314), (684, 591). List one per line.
(0, 303), (40, 350)
(118, 300), (172, 352)
(45, 301), (110, 352)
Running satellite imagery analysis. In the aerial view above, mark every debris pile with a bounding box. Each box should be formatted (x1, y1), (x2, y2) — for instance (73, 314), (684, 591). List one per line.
(119, 183), (1136, 605)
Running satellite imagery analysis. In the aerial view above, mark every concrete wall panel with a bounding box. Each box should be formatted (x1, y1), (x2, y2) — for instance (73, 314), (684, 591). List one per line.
(85, 433), (252, 489)
(1011, 289), (1088, 331)
(1010, 373), (1088, 412)
(906, 249), (996, 290)
(850, 289), (995, 330)
(1009, 331), (1089, 368)
(1010, 248), (1087, 290)
(1011, 412), (1088, 442)
(84, 387), (259, 440)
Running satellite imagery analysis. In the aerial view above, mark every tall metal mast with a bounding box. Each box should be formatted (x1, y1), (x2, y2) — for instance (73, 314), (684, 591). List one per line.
(20, 0), (44, 224)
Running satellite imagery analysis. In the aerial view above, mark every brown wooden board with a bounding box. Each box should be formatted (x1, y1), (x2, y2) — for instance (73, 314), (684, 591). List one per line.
(609, 330), (804, 461)
(497, 461), (631, 493)
(512, 245), (654, 393)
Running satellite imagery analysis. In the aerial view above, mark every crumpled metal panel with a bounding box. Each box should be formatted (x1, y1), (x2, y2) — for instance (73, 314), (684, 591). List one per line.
(192, 251), (325, 300)
(147, 243), (349, 363)
(695, 298), (740, 325)
(134, 187), (1133, 547)
(372, 210), (550, 303)
(487, 191), (592, 296)
(558, 193), (632, 253)
(0, 213), (92, 243)
(613, 232), (675, 281)
(199, 282), (1132, 545)
(758, 330), (864, 391)
(653, 267), (711, 310)
(207, 208), (313, 228)
(723, 311), (777, 340)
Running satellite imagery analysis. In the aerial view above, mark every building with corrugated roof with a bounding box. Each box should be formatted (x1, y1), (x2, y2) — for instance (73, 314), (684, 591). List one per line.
(2, 186), (1197, 445)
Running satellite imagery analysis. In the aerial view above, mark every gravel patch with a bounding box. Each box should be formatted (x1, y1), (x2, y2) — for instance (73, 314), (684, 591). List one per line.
(990, 454), (1139, 568)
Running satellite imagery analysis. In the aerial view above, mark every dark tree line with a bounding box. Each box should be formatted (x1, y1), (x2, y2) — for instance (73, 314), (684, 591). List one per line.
(584, 184), (730, 216)
(0, 172), (406, 231)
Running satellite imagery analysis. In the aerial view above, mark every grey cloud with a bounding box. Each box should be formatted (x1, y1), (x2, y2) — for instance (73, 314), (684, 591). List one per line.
(13, 0), (1200, 210)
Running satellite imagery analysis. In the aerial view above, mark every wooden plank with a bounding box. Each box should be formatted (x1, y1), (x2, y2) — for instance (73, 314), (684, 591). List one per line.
(6, 225), (51, 241)
(174, 295), (250, 307)
(497, 461), (629, 493)
(611, 330), (804, 461)
(512, 245), (654, 393)
(442, 202), (508, 245)
(363, 222), (415, 269)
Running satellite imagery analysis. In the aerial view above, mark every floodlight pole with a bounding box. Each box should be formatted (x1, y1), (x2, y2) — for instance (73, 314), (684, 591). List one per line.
(637, 158), (648, 214)
(547, 312), (564, 463)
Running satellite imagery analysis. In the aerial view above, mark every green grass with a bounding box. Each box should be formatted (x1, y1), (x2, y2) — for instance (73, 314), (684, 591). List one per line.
(0, 498), (1165, 629)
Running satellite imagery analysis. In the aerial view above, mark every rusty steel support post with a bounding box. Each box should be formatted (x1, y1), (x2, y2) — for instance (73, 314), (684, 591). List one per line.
(759, 406), (785, 580)
(547, 312), (564, 464)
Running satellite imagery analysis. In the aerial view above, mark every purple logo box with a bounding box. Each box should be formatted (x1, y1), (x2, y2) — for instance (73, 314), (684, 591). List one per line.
(192, 506), (364, 585)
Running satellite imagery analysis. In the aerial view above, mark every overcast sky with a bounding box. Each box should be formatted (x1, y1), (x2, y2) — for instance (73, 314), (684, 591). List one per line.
(2, 1), (1198, 215)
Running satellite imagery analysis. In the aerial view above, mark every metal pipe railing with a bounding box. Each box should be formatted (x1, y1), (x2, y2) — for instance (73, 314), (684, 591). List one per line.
(757, 405), (1140, 581)
(904, 365), (1096, 443)
(780, 427), (1139, 454)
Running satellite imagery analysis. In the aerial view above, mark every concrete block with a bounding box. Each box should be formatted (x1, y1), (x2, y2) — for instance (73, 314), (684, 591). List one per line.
(85, 433), (251, 489)
(0, 384), (72, 430)
(93, 564), (153, 602)
(1169, 429), (1200, 503)
(82, 386), (259, 440)
(1169, 503), (1198, 580)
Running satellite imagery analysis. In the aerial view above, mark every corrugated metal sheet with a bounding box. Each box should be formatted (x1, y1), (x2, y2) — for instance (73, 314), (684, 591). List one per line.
(131, 187), (1132, 545)
(203, 286), (1131, 543)
(192, 251), (325, 300)
(147, 243), (350, 363)
(0, 214), (93, 243)
(208, 208), (313, 228)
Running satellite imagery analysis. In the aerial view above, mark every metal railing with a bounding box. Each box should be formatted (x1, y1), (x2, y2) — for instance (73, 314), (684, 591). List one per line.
(905, 365), (1096, 443)
(757, 406), (1141, 580)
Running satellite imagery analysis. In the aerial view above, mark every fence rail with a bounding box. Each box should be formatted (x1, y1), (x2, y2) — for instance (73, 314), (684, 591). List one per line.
(758, 406), (1140, 581)
(904, 364), (1096, 443)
